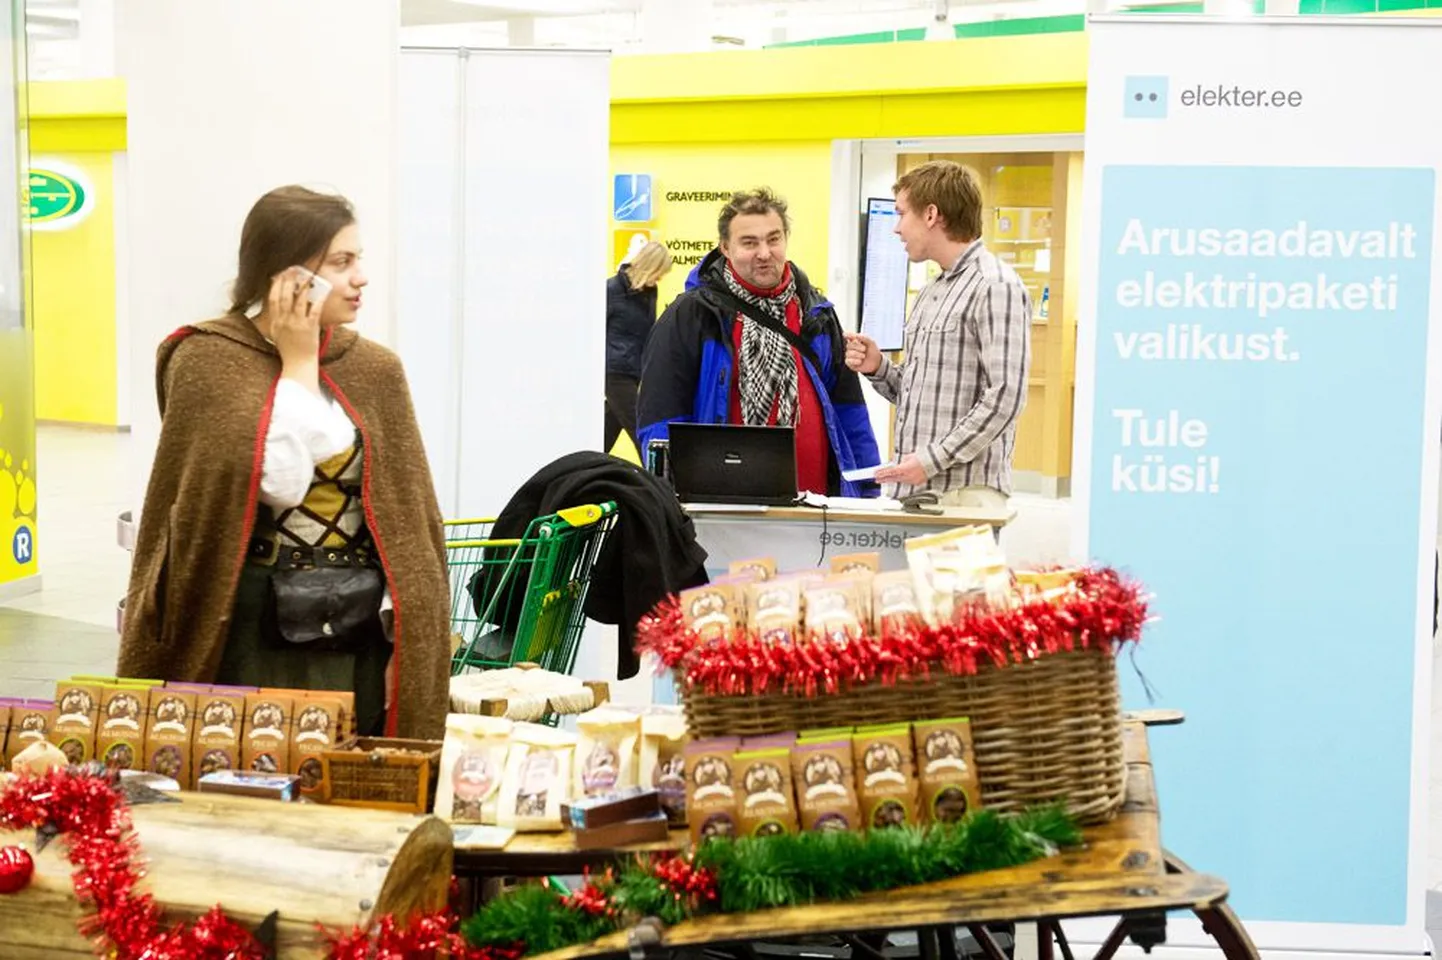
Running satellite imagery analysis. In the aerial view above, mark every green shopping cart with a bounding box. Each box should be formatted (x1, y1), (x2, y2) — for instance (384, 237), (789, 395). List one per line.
(446, 502), (618, 681)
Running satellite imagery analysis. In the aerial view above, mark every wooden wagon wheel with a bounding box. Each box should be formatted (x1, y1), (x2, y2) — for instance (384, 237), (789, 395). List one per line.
(951, 850), (1257, 960)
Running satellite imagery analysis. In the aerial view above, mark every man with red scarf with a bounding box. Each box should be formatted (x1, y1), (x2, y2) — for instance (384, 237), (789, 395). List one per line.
(637, 188), (880, 498)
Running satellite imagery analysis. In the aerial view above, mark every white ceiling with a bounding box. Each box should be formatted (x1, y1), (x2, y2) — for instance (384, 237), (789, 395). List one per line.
(398, 0), (975, 51)
(22, 0), (1086, 79)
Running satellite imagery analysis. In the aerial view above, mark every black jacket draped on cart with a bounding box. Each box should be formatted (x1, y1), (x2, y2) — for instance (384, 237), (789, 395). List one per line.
(469, 452), (709, 679)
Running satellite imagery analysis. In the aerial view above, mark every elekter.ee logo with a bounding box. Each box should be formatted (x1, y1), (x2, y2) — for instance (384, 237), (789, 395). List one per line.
(1123, 76), (1169, 119)
(1123, 75), (1305, 119)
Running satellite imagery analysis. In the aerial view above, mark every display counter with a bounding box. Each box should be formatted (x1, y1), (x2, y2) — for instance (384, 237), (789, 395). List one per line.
(683, 503), (1015, 576)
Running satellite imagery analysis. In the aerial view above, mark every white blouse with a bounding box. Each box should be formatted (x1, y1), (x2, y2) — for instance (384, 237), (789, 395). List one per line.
(259, 378), (356, 511)
(258, 378), (394, 617)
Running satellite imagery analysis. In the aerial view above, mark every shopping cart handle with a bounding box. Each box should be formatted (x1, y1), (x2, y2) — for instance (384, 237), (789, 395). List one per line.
(556, 503), (615, 528)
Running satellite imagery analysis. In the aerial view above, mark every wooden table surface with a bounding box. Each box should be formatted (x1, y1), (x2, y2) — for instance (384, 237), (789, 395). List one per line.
(455, 826), (687, 878)
(514, 721), (1241, 960)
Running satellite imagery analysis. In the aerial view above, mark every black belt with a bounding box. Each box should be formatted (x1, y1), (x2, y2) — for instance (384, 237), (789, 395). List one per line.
(247, 536), (378, 571)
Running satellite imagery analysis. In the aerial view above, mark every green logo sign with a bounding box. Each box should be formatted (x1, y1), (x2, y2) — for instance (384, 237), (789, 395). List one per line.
(25, 168), (87, 225)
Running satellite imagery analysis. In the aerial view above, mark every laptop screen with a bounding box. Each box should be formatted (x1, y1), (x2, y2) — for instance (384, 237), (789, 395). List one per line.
(668, 423), (798, 505)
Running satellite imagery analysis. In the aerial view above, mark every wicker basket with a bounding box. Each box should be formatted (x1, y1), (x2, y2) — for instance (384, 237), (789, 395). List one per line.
(681, 649), (1126, 824)
(319, 737), (443, 815)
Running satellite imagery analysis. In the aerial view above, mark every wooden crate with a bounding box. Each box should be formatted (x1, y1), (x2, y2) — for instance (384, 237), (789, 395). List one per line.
(320, 736), (442, 815)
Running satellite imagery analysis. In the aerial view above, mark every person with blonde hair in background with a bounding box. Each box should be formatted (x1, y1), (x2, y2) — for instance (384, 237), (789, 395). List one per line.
(606, 240), (673, 453)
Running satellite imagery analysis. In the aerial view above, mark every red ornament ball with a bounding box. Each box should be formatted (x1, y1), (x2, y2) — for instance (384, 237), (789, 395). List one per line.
(0, 845), (34, 894)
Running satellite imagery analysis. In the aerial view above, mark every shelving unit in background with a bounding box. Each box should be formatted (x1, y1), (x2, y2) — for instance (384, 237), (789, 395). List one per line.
(895, 151), (1080, 498)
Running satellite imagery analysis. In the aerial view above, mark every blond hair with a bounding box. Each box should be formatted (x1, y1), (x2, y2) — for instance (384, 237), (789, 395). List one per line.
(626, 241), (673, 289)
(894, 160), (983, 242)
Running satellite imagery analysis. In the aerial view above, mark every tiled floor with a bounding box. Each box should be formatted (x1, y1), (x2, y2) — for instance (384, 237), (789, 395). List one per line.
(2, 424), (1440, 947)
(0, 608), (121, 699)
(0, 426), (132, 630)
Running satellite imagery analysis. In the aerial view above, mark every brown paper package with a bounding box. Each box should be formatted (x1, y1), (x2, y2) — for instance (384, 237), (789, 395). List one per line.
(852, 728), (920, 831)
(97, 685), (151, 771)
(290, 698), (342, 797)
(8, 703), (51, 766)
(912, 718), (982, 825)
(191, 692), (247, 788)
(791, 739), (862, 833)
(684, 739), (740, 844)
(48, 681), (102, 765)
(735, 749), (799, 837)
(242, 694), (294, 775)
(145, 690), (195, 787)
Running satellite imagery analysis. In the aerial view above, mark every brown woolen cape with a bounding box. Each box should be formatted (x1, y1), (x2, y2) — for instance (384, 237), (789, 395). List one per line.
(116, 313), (450, 740)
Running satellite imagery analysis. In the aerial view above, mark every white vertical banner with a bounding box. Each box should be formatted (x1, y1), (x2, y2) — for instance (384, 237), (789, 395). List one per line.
(1073, 16), (1442, 956)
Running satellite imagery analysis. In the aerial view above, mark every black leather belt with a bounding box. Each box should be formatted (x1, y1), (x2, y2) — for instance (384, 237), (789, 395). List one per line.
(247, 537), (378, 571)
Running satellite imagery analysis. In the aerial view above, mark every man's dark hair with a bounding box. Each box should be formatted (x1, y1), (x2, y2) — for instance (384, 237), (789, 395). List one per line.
(718, 187), (791, 244)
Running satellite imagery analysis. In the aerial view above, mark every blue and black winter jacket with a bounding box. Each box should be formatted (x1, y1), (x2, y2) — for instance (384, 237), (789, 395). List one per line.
(637, 250), (881, 498)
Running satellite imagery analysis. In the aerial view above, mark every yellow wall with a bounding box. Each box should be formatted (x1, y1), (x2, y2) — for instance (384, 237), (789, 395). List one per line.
(27, 79), (126, 427)
(29, 152), (117, 425)
(609, 141), (834, 308)
(610, 34), (1088, 144)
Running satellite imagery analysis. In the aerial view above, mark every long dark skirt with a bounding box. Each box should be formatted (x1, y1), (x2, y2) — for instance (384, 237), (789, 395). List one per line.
(216, 562), (392, 738)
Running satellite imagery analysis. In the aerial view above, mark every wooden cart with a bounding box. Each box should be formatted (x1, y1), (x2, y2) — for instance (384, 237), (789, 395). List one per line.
(455, 718), (1260, 960)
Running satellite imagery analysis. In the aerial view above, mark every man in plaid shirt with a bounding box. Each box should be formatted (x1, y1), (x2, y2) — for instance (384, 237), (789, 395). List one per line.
(845, 160), (1032, 507)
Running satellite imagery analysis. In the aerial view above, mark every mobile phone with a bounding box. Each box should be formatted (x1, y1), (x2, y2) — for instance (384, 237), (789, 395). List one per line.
(292, 266), (332, 306)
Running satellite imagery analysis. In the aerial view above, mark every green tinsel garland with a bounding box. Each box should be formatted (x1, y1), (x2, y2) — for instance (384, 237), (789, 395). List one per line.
(461, 806), (1079, 956)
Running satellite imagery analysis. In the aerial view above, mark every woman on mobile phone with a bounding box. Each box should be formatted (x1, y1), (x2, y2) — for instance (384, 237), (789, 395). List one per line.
(117, 185), (450, 740)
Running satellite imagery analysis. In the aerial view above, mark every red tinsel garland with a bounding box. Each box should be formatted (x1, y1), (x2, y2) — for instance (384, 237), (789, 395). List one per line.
(634, 566), (1150, 698)
(562, 868), (619, 919)
(0, 767), (499, 960)
(651, 854), (718, 911)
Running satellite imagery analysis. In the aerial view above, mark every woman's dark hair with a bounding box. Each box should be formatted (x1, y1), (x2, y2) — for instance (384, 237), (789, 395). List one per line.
(229, 185), (356, 314)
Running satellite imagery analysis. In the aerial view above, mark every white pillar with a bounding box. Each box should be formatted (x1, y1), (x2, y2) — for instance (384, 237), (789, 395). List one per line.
(507, 17), (536, 47)
(115, 0), (399, 518)
(75, 0), (116, 78)
(1202, 0), (1255, 13)
(641, 0), (713, 53)
(925, 0), (953, 41)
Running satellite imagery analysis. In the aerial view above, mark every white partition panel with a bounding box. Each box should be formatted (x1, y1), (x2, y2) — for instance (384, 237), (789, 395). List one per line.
(396, 50), (465, 514)
(397, 47), (610, 519)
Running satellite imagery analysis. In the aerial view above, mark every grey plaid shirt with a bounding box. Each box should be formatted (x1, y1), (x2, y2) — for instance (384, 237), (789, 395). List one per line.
(869, 241), (1032, 497)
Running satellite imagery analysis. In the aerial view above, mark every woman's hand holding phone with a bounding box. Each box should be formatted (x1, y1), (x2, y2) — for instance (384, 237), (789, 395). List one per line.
(268, 266), (324, 394)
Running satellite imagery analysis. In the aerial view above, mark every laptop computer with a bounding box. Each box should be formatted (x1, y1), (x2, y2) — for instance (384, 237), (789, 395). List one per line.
(668, 423), (798, 506)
